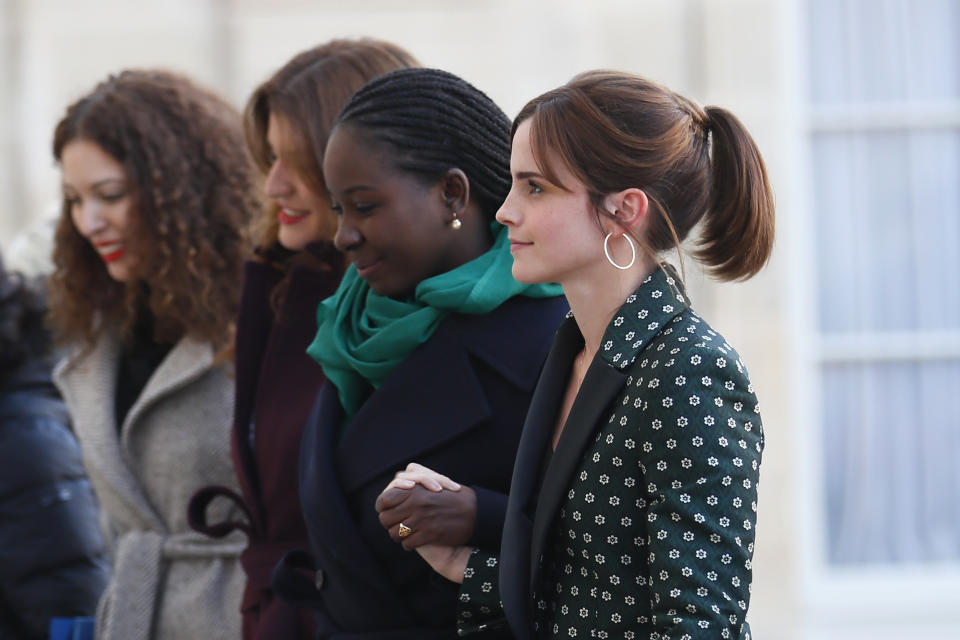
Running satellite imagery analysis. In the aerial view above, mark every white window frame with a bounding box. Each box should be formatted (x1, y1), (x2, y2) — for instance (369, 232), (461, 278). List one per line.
(784, 0), (960, 636)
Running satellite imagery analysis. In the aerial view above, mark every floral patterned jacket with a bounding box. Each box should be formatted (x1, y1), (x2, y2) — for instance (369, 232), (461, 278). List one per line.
(458, 265), (763, 640)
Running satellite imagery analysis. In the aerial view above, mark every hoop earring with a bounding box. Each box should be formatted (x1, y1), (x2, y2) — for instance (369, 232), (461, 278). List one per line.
(603, 232), (636, 270)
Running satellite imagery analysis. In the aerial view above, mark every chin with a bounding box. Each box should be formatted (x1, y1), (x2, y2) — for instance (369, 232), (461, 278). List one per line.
(277, 230), (311, 252)
(366, 279), (413, 299)
(511, 265), (547, 285)
(106, 262), (135, 283)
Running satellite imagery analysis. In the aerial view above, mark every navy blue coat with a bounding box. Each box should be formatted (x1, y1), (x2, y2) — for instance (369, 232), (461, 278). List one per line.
(286, 294), (568, 639)
(0, 358), (109, 639)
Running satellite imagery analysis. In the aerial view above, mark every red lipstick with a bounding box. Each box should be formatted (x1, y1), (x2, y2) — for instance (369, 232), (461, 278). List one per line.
(101, 247), (126, 263)
(278, 209), (307, 225)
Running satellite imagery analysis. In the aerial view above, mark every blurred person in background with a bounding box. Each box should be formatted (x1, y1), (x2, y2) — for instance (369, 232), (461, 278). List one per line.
(384, 70), (774, 639)
(48, 69), (258, 640)
(0, 249), (109, 639)
(188, 38), (418, 640)
(3, 214), (58, 278)
(271, 68), (569, 639)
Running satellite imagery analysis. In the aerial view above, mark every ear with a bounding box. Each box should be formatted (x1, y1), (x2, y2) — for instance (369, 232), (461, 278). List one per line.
(606, 188), (649, 233)
(439, 168), (471, 213)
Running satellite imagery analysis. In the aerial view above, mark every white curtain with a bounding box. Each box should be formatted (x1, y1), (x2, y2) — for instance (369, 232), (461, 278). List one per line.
(809, 0), (960, 565)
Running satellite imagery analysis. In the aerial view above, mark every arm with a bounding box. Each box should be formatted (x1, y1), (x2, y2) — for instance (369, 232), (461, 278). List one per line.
(0, 410), (109, 635)
(454, 548), (513, 637)
(637, 349), (763, 636)
(414, 543), (511, 637)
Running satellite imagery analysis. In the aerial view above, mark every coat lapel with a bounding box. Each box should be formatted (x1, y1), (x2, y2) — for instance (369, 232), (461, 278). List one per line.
(300, 384), (421, 621)
(527, 350), (627, 583)
(54, 333), (165, 531)
(231, 261), (280, 524)
(335, 318), (492, 495)
(121, 334), (215, 444)
(499, 314), (580, 639)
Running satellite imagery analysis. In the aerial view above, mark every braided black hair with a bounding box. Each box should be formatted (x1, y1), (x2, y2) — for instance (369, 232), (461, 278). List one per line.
(334, 68), (512, 221)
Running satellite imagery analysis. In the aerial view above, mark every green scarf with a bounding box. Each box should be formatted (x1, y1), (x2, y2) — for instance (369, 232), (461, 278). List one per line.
(307, 224), (562, 423)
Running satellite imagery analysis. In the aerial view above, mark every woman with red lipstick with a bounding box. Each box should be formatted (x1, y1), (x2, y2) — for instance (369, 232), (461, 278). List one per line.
(49, 69), (258, 640)
(270, 68), (569, 640)
(187, 39), (419, 640)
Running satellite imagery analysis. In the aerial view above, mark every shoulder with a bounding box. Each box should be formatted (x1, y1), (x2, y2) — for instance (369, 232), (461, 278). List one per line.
(630, 310), (753, 384)
(0, 379), (67, 426)
(52, 332), (110, 388)
(618, 310), (763, 448)
(0, 384), (79, 480)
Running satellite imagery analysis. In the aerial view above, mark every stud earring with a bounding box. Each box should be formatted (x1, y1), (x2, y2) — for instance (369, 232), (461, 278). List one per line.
(449, 210), (462, 230)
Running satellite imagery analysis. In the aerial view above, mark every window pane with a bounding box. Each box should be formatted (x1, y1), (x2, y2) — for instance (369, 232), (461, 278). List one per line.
(809, 0), (960, 104)
(822, 361), (960, 565)
(813, 130), (960, 333)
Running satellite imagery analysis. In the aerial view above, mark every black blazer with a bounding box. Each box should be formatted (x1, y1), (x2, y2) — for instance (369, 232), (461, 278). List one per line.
(459, 267), (763, 640)
(282, 294), (568, 639)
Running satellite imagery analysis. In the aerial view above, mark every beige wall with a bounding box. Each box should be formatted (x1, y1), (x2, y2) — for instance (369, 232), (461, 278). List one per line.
(1, 0), (801, 635)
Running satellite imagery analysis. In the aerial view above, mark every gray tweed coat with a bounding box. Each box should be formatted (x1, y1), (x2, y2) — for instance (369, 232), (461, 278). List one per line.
(55, 331), (245, 640)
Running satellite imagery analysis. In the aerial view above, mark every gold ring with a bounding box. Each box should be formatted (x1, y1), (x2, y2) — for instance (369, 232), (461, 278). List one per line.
(397, 523), (414, 539)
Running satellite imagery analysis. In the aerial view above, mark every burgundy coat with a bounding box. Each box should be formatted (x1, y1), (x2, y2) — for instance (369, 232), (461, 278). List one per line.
(190, 242), (344, 640)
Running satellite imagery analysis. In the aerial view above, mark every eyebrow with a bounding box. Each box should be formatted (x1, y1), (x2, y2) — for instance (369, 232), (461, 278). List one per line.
(91, 178), (126, 189)
(61, 178), (125, 191)
(515, 171), (545, 181)
(343, 185), (377, 195)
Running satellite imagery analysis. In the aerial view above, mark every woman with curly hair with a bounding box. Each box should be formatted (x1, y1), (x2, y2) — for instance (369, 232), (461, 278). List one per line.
(188, 39), (418, 640)
(49, 69), (257, 640)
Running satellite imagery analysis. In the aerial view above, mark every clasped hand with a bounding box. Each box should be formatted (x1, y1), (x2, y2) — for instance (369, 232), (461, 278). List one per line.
(375, 462), (475, 583)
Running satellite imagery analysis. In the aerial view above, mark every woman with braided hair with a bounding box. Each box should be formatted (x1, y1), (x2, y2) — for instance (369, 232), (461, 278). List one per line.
(384, 71), (774, 639)
(273, 68), (568, 638)
(49, 69), (257, 639)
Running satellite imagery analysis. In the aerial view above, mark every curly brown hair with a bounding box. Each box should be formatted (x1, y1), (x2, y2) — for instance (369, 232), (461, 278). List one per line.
(49, 69), (258, 348)
(244, 38), (418, 258)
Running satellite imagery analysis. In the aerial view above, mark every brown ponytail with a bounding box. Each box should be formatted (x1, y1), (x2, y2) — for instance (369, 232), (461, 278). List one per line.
(514, 70), (775, 283)
(697, 106), (774, 280)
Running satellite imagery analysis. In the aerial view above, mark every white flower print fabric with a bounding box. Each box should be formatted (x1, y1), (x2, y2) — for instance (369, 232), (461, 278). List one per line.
(458, 266), (763, 640)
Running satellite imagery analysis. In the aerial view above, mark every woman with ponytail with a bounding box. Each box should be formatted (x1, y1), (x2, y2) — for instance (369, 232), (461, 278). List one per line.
(380, 70), (774, 639)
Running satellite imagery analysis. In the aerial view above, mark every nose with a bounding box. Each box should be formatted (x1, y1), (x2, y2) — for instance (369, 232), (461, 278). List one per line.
(495, 188), (520, 227)
(264, 159), (294, 200)
(71, 200), (107, 238)
(333, 215), (361, 253)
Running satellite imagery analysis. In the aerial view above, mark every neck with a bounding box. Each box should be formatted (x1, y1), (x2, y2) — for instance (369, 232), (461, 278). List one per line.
(561, 255), (655, 359)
